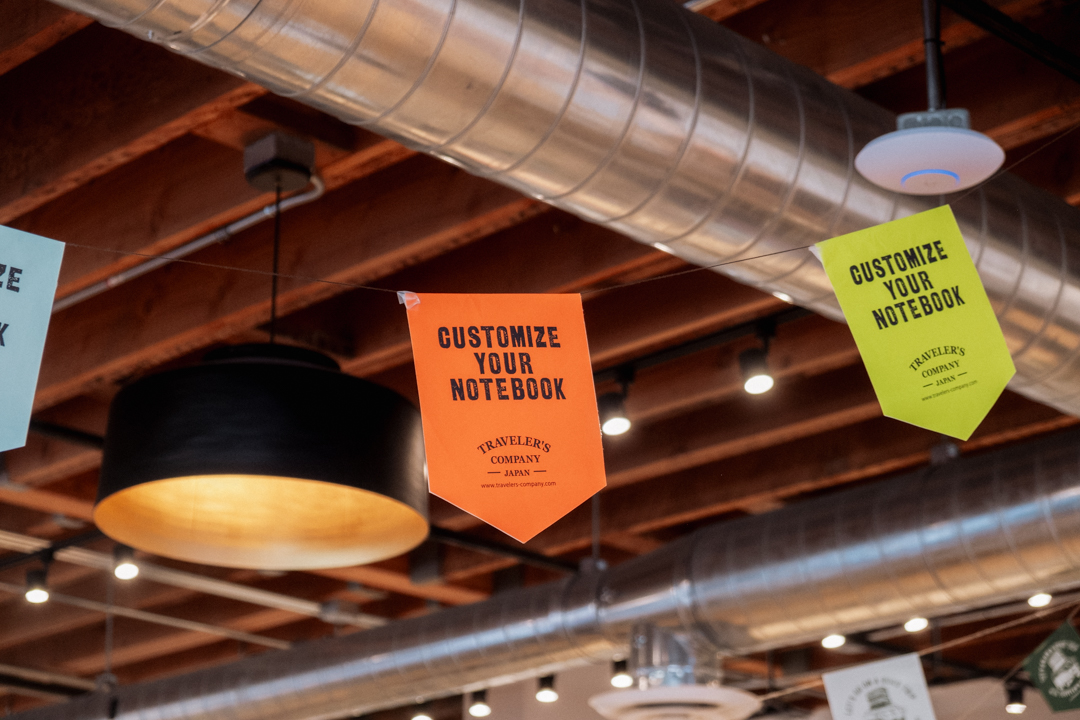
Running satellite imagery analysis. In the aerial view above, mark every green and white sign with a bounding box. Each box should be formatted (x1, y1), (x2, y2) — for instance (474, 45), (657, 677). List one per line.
(816, 206), (1014, 440)
(1024, 622), (1080, 712)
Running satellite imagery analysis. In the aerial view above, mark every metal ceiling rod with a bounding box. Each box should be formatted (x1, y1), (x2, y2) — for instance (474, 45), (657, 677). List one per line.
(43, 0), (1080, 418)
(16, 428), (1080, 720)
(50, 176), (325, 315)
(0, 530), (385, 629)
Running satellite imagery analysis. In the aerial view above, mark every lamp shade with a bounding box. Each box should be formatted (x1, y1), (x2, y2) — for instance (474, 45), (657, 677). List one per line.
(95, 344), (429, 570)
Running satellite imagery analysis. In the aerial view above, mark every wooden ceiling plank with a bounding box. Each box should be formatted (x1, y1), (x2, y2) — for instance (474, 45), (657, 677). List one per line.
(438, 391), (1072, 581)
(326, 213), (685, 377)
(603, 364), (880, 488)
(32, 156), (537, 412)
(0, 0), (92, 77)
(0, 568), (196, 655)
(857, 6), (1080, 150)
(723, 0), (1048, 89)
(5, 396), (109, 489)
(0, 24), (265, 225)
(312, 566), (486, 605)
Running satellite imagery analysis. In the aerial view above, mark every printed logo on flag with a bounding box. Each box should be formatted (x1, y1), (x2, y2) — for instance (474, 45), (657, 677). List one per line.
(403, 293), (606, 542)
(1024, 622), (1080, 712)
(823, 654), (937, 720)
(815, 205), (1015, 440)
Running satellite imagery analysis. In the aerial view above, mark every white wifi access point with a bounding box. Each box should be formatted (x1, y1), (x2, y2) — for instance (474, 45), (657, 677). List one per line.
(854, 109), (1004, 196)
(589, 685), (762, 720)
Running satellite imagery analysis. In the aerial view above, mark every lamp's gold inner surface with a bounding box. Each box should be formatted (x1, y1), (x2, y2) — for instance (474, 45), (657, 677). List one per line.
(94, 475), (428, 570)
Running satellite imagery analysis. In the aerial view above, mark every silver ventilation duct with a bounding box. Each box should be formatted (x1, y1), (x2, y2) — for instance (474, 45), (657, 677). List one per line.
(44, 0), (1080, 417)
(16, 427), (1080, 720)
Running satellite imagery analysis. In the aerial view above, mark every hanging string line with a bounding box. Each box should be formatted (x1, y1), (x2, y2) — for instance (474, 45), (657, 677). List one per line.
(55, 239), (817, 301)
(757, 599), (1080, 703)
(951, 118), (1080, 204)
(51, 114), (1080, 306)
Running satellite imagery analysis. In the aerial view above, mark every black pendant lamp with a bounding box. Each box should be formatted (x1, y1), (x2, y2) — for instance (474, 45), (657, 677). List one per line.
(94, 132), (429, 570)
(95, 343), (429, 569)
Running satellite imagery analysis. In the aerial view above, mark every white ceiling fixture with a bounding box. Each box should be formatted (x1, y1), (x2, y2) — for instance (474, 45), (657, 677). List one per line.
(855, 0), (1003, 194)
(589, 685), (762, 720)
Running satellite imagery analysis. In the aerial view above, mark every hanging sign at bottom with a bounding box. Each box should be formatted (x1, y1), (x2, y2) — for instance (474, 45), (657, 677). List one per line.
(816, 206), (1014, 440)
(403, 292), (606, 542)
(823, 653), (937, 720)
(1024, 622), (1080, 712)
(0, 226), (64, 452)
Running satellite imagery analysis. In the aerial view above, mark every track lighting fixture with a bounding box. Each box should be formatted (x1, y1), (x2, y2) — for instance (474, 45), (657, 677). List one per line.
(598, 392), (631, 436)
(740, 322), (775, 395)
(468, 690), (491, 717)
(535, 675), (558, 703)
(904, 617), (929, 633)
(610, 659), (633, 688)
(25, 568), (49, 604)
(1028, 592), (1052, 608)
(113, 545), (139, 580)
(598, 367), (635, 436)
(821, 634), (846, 649)
(1005, 683), (1026, 714)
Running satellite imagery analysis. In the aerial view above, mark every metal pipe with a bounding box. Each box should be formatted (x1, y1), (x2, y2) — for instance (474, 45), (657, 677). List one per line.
(0, 530), (385, 629)
(51, 177), (325, 314)
(15, 427), (1080, 720)
(40, 0), (1080, 419)
(0, 581), (291, 650)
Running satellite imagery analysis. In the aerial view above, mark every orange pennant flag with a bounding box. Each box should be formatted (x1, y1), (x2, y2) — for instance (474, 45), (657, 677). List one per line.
(402, 293), (607, 543)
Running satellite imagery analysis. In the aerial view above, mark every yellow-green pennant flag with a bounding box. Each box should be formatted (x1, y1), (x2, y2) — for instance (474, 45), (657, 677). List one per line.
(816, 205), (1014, 440)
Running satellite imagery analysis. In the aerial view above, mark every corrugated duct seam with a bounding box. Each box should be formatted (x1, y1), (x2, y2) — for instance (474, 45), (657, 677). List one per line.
(16, 427), (1080, 720)
(47, 0), (1080, 415)
(20, 0), (1080, 716)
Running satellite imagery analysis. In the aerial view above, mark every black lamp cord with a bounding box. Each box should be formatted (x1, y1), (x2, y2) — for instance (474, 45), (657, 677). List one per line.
(269, 182), (282, 345)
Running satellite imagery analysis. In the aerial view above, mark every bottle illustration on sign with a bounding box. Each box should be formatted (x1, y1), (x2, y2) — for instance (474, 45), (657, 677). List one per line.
(1048, 648), (1080, 692)
(864, 688), (906, 720)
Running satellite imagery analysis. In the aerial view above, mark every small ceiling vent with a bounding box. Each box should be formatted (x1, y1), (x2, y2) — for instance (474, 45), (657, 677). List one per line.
(588, 686), (762, 720)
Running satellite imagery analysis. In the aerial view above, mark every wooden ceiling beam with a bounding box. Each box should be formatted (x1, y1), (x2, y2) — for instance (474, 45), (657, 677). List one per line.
(432, 361), (882, 534)
(723, 0), (1048, 89)
(857, 7), (1080, 150)
(0, 0), (92, 77)
(0, 24), (265, 224)
(439, 389), (1073, 581)
(293, 212), (678, 375)
(1006, 129), (1080, 204)
(611, 314), (856, 425)
(14, 128), (411, 303)
(0, 567), (195, 654)
(6, 395), (109, 490)
(32, 156), (537, 412)
(605, 363), (880, 488)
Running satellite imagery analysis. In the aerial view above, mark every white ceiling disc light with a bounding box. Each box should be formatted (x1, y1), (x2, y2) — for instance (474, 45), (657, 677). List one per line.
(855, 126), (1004, 195)
(589, 685), (762, 720)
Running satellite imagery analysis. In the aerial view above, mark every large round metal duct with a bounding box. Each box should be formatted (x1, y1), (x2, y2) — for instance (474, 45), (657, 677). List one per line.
(44, 0), (1080, 418)
(16, 428), (1080, 720)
